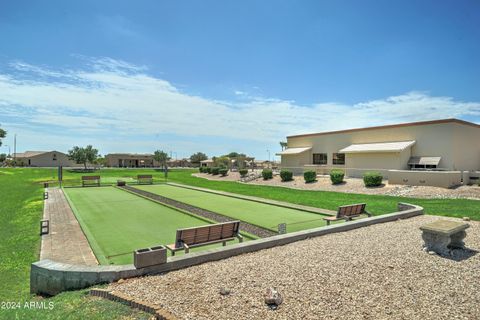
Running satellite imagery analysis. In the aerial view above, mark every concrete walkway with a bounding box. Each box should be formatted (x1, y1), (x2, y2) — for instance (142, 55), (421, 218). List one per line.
(40, 188), (98, 266)
(168, 182), (337, 216)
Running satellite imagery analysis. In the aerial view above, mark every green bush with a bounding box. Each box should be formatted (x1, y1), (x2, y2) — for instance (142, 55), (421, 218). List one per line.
(219, 168), (228, 176)
(262, 169), (273, 180)
(211, 167), (220, 175)
(303, 170), (317, 183)
(330, 169), (345, 185)
(199, 167), (205, 173)
(363, 172), (383, 187)
(280, 169), (293, 182)
(205, 167), (211, 174)
(239, 169), (248, 177)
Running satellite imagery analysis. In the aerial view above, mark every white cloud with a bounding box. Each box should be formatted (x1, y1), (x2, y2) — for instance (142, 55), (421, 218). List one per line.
(0, 58), (479, 152)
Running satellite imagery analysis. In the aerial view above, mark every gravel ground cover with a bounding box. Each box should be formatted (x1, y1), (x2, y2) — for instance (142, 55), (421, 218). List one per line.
(109, 215), (480, 320)
(194, 173), (480, 200)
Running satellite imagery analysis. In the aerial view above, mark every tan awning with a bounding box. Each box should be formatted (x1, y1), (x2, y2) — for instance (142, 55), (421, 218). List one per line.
(339, 140), (416, 153)
(408, 156), (441, 166)
(276, 147), (312, 155)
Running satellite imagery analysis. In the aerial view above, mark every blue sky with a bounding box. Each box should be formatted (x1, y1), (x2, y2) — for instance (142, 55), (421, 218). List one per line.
(0, 1), (479, 159)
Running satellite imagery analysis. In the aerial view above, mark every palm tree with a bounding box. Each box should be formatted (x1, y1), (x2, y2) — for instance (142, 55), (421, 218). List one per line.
(279, 141), (288, 151)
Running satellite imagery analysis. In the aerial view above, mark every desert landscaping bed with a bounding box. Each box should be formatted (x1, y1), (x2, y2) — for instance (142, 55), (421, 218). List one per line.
(194, 172), (480, 200)
(108, 215), (480, 319)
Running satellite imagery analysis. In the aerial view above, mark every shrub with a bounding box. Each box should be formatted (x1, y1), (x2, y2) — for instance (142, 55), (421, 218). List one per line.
(219, 168), (228, 176)
(280, 169), (293, 182)
(199, 167), (205, 173)
(363, 171), (383, 187)
(330, 169), (345, 185)
(304, 170), (317, 183)
(211, 167), (220, 175)
(205, 167), (211, 174)
(239, 169), (248, 177)
(262, 169), (273, 180)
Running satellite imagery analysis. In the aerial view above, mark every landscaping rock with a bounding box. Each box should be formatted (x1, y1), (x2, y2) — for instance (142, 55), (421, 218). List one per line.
(219, 287), (231, 296)
(264, 287), (283, 307)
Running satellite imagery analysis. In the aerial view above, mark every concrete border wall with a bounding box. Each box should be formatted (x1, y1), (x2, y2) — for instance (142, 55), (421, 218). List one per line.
(31, 203), (423, 296)
(388, 170), (462, 188)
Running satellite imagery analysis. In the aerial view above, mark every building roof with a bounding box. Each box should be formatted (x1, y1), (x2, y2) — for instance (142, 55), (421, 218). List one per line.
(276, 147), (312, 155)
(408, 156), (441, 166)
(339, 141), (416, 153)
(106, 153), (153, 157)
(200, 159), (214, 163)
(287, 118), (480, 139)
(13, 151), (49, 158)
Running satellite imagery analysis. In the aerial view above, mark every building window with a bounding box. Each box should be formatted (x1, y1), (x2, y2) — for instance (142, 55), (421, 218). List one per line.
(52, 153), (57, 161)
(332, 153), (345, 165)
(312, 153), (327, 165)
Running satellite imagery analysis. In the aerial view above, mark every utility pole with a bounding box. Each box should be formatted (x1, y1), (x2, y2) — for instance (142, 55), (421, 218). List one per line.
(13, 134), (16, 167)
(267, 149), (270, 162)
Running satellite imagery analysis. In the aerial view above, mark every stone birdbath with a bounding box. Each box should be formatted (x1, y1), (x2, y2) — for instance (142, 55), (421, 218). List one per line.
(420, 220), (470, 255)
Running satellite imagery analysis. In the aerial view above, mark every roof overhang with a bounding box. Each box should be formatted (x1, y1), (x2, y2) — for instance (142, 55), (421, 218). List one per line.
(339, 140), (416, 154)
(276, 147), (312, 156)
(408, 156), (441, 166)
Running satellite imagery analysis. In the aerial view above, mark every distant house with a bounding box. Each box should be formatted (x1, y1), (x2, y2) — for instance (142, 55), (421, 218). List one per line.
(13, 151), (76, 167)
(200, 159), (214, 168)
(105, 153), (160, 167)
(167, 158), (193, 168)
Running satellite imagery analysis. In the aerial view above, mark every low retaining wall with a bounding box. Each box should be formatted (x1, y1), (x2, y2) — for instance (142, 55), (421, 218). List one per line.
(31, 203), (423, 296)
(388, 170), (462, 188)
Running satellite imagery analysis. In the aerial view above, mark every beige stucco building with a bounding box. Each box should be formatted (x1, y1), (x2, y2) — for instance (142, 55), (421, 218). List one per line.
(105, 153), (160, 167)
(13, 151), (76, 167)
(278, 119), (480, 187)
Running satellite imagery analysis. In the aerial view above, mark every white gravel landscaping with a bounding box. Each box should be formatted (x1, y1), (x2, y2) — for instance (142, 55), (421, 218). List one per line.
(109, 215), (480, 319)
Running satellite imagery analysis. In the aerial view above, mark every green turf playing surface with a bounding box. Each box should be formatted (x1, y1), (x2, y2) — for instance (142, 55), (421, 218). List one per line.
(134, 184), (329, 232)
(63, 187), (246, 265)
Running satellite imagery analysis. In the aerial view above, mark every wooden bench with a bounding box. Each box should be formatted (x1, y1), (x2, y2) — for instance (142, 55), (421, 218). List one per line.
(166, 221), (243, 256)
(137, 174), (153, 185)
(323, 203), (371, 225)
(40, 219), (49, 235)
(82, 175), (100, 187)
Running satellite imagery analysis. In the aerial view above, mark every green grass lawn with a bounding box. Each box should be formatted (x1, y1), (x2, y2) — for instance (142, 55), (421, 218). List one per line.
(135, 184), (330, 232)
(0, 168), (150, 319)
(64, 186), (253, 264)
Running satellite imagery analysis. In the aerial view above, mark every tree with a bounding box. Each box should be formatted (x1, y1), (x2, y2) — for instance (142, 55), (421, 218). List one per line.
(214, 156), (230, 168)
(153, 150), (169, 169)
(68, 145), (99, 169)
(0, 125), (6, 147)
(189, 152), (208, 166)
(224, 152), (246, 158)
(0, 153), (6, 163)
(279, 141), (288, 151)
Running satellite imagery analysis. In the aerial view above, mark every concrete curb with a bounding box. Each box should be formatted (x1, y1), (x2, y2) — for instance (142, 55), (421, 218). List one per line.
(31, 203), (423, 296)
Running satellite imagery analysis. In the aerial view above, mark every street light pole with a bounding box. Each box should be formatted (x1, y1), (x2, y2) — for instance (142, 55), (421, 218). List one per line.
(267, 149), (270, 162)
